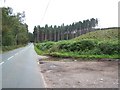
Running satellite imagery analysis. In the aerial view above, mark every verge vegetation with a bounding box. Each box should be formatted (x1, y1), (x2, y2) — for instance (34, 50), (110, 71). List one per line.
(34, 28), (119, 59)
(2, 45), (26, 52)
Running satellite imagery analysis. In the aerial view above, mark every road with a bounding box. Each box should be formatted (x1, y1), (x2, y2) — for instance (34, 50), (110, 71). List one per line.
(1, 43), (45, 88)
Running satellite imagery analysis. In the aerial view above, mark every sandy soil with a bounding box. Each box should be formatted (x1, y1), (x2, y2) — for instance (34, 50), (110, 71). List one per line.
(38, 57), (118, 88)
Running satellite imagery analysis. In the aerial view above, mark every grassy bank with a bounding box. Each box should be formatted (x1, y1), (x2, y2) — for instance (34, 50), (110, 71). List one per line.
(34, 45), (44, 55)
(34, 28), (119, 59)
(48, 52), (119, 59)
(2, 44), (26, 52)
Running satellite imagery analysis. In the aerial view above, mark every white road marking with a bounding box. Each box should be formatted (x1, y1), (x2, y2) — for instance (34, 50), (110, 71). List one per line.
(7, 56), (14, 60)
(40, 69), (47, 88)
(2, 46), (30, 62)
(0, 62), (4, 65)
(5, 46), (31, 61)
(15, 53), (18, 56)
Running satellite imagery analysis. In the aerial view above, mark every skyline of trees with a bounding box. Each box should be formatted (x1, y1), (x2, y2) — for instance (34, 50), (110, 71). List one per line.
(33, 18), (98, 42)
(1, 7), (98, 45)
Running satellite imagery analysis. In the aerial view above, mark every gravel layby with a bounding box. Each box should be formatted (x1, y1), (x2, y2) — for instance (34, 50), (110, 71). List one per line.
(38, 57), (118, 88)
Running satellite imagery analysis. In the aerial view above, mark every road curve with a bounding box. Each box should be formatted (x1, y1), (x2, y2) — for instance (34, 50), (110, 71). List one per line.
(2, 43), (45, 88)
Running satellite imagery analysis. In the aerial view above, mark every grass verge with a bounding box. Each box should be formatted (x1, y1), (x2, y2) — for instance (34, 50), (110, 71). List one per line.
(49, 52), (119, 59)
(2, 44), (26, 52)
(34, 45), (44, 55)
(34, 45), (119, 59)
(34, 28), (119, 59)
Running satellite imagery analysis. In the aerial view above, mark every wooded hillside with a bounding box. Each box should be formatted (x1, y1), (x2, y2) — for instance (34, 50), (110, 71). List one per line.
(33, 18), (98, 42)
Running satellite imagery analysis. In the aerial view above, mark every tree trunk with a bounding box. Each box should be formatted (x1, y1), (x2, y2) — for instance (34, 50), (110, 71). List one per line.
(54, 30), (56, 41)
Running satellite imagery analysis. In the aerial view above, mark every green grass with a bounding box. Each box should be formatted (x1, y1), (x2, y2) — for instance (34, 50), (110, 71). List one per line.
(34, 28), (119, 59)
(34, 45), (44, 55)
(49, 52), (119, 59)
(73, 29), (118, 44)
(2, 45), (26, 52)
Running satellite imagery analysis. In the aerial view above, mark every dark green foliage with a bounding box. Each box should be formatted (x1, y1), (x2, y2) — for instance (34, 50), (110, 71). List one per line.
(58, 40), (97, 52)
(36, 42), (55, 51)
(34, 28), (119, 59)
(2, 45), (25, 52)
(2, 7), (29, 48)
(28, 32), (34, 42)
(78, 48), (102, 55)
(59, 42), (71, 51)
(2, 32), (14, 46)
(71, 40), (96, 51)
(90, 48), (102, 55)
(98, 43), (119, 55)
(35, 39), (119, 56)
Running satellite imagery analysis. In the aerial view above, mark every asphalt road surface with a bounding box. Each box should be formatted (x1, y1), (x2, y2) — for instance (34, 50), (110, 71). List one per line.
(1, 43), (45, 88)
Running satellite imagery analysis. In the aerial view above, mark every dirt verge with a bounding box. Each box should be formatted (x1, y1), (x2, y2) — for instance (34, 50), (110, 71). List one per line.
(38, 57), (118, 88)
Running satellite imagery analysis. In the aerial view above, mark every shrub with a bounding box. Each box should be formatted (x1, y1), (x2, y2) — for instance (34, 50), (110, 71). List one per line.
(35, 44), (41, 49)
(79, 40), (97, 50)
(35, 42), (55, 51)
(69, 42), (81, 51)
(49, 44), (59, 52)
(98, 43), (119, 55)
(59, 42), (71, 51)
(58, 40), (97, 52)
(91, 48), (103, 55)
(69, 40), (97, 52)
(79, 48), (102, 55)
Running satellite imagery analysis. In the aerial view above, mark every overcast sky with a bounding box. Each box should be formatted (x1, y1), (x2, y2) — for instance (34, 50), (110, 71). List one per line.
(1, 0), (119, 33)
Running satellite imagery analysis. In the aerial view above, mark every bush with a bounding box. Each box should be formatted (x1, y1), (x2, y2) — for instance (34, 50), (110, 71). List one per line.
(59, 42), (71, 51)
(98, 43), (119, 55)
(80, 40), (97, 50)
(91, 48), (103, 55)
(58, 40), (97, 52)
(35, 42), (55, 51)
(35, 40), (119, 56)
(49, 44), (59, 52)
(35, 44), (41, 49)
(78, 48), (102, 55)
(69, 40), (97, 52)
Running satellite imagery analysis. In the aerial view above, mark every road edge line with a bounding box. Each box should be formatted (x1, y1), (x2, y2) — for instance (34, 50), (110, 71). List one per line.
(39, 67), (48, 88)
(0, 62), (4, 65)
(7, 56), (14, 60)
